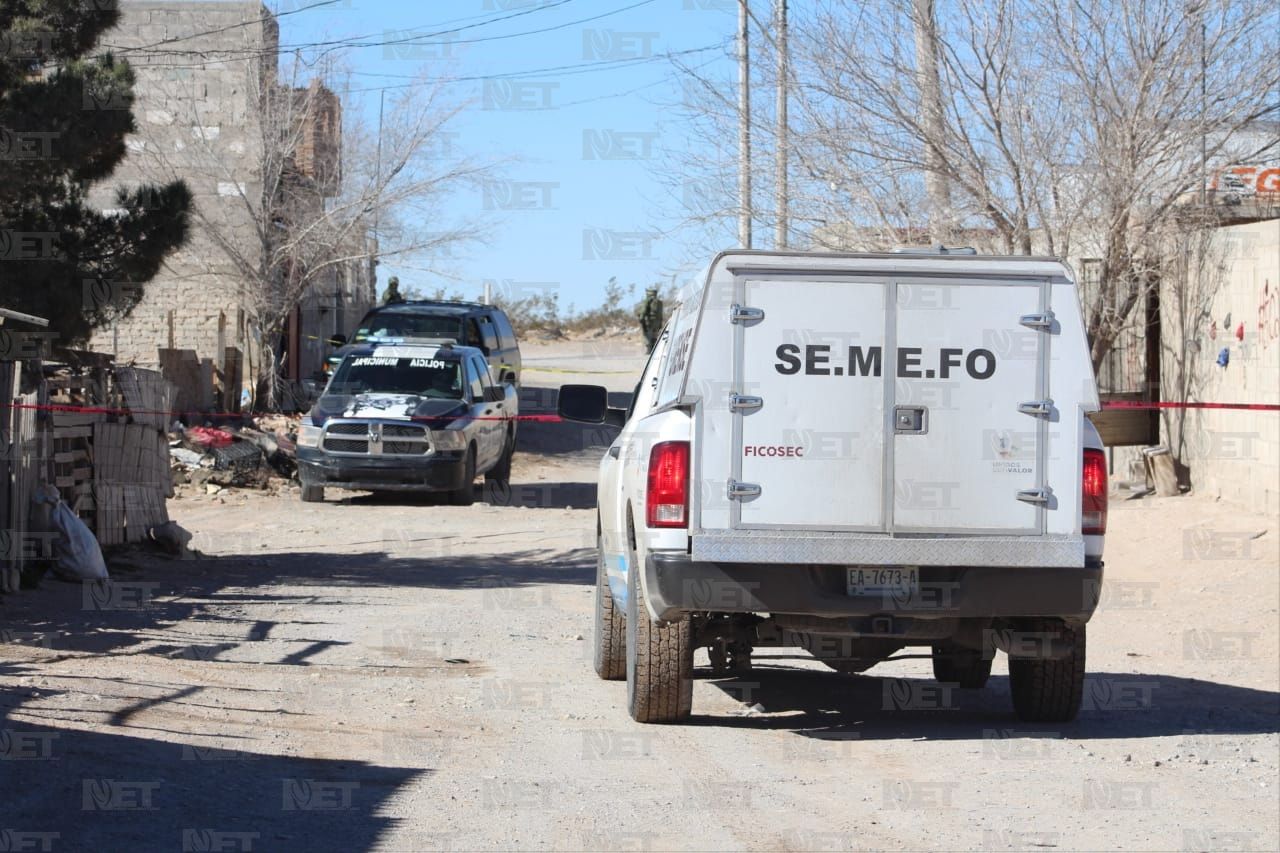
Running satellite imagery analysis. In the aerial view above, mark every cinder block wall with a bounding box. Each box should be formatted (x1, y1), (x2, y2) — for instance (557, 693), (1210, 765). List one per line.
(1160, 219), (1280, 514)
(87, 2), (275, 367)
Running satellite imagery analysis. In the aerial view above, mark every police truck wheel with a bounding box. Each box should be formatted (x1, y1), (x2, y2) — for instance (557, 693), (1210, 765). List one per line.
(449, 447), (476, 506)
(931, 643), (993, 688)
(298, 470), (324, 503)
(486, 429), (514, 484)
(1008, 620), (1086, 722)
(593, 533), (625, 681)
(625, 548), (693, 723)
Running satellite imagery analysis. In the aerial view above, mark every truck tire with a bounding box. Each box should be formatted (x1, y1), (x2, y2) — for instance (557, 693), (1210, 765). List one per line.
(449, 447), (476, 506)
(486, 429), (514, 484)
(298, 470), (324, 503)
(625, 548), (692, 723)
(593, 533), (625, 681)
(931, 643), (993, 688)
(1008, 620), (1086, 722)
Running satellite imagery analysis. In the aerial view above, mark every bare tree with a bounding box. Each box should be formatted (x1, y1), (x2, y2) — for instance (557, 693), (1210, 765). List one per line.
(135, 58), (490, 405)
(667, 0), (1279, 368)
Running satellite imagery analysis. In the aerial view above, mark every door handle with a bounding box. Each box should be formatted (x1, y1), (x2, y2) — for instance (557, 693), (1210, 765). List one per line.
(608, 446), (621, 459)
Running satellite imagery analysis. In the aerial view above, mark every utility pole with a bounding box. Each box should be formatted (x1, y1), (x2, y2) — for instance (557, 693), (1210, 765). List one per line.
(738, 0), (753, 249)
(374, 88), (385, 291)
(911, 0), (953, 245)
(774, 0), (788, 250)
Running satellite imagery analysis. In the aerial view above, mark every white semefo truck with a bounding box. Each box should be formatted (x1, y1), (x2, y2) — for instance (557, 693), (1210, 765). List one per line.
(558, 249), (1108, 724)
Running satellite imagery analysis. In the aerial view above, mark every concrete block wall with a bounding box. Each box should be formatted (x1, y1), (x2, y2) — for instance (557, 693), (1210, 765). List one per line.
(1160, 219), (1280, 515)
(87, 2), (274, 368)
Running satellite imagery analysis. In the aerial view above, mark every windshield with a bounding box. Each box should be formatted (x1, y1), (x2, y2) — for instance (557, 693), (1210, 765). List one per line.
(328, 355), (463, 399)
(353, 313), (463, 343)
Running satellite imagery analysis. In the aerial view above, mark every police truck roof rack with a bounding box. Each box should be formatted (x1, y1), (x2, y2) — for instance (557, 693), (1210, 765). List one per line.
(890, 244), (978, 255)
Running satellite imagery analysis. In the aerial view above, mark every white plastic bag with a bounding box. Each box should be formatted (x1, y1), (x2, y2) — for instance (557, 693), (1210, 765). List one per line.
(39, 489), (109, 581)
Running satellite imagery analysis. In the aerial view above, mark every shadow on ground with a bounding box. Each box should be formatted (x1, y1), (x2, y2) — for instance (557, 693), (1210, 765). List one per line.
(696, 662), (1280, 740)
(337, 479), (598, 510)
(1, 546), (593, 660)
(0, 676), (423, 851)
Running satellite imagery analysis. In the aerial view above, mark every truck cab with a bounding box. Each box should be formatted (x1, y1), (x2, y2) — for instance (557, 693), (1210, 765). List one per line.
(560, 250), (1107, 724)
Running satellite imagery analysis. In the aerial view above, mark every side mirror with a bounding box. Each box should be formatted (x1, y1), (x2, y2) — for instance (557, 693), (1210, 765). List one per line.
(327, 333), (347, 347)
(558, 384), (608, 423)
(483, 386), (505, 403)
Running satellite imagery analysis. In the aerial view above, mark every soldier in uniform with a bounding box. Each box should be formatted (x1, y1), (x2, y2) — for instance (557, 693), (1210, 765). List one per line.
(382, 275), (405, 305)
(637, 285), (664, 351)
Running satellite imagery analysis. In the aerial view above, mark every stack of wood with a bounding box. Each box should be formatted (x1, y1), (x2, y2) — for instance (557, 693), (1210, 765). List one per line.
(96, 368), (176, 545)
(93, 422), (170, 546)
(46, 362), (177, 547)
(51, 412), (99, 528)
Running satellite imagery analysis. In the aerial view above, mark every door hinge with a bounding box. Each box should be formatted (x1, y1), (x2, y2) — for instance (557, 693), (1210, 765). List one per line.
(1017, 399), (1054, 417)
(727, 480), (762, 500)
(1019, 311), (1055, 330)
(730, 304), (765, 325)
(1016, 488), (1050, 505)
(729, 393), (763, 413)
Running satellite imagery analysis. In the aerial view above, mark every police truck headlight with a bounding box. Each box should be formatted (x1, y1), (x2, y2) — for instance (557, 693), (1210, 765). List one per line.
(430, 429), (466, 451)
(297, 424), (323, 448)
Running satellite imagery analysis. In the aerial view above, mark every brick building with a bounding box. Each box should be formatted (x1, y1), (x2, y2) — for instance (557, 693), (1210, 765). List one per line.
(88, 2), (373, 407)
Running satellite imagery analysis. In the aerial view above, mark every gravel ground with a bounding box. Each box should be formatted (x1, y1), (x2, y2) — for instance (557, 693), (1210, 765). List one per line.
(1, 338), (1276, 852)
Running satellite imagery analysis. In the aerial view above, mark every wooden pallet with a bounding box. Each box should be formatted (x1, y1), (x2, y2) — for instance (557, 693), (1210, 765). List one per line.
(116, 367), (176, 432)
(93, 422), (170, 545)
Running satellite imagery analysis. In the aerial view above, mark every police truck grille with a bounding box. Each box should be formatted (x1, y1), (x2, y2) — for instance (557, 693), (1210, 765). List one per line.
(324, 437), (369, 453)
(321, 421), (430, 456)
(384, 440), (429, 455)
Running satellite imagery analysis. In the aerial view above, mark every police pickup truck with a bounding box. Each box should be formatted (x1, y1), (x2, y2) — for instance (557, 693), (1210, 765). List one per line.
(296, 342), (517, 504)
(559, 250), (1107, 724)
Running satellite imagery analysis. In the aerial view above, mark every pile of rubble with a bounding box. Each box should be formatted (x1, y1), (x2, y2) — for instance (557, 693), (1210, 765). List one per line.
(168, 414), (301, 494)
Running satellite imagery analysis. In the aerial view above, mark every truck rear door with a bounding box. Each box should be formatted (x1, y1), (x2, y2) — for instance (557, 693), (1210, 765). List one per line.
(731, 275), (1047, 535)
(890, 280), (1045, 534)
(734, 278), (889, 530)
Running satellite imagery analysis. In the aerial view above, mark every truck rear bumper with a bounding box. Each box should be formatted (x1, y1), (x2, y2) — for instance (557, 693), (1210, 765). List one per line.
(644, 553), (1103, 623)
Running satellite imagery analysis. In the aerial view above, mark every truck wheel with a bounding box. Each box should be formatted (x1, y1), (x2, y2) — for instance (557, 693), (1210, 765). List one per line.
(298, 470), (324, 503)
(931, 643), (993, 688)
(449, 447), (476, 506)
(486, 429), (514, 484)
(1008, 620), (1086, 722)
(593, 533), (625, 680)
(625, 548), (692, 723)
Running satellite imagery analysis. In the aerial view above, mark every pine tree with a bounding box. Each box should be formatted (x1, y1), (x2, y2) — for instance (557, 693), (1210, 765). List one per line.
(0, 0), (190, 346)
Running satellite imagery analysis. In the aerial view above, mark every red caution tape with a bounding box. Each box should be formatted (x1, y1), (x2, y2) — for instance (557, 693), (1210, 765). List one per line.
(1102, 401), (1279, 411)
(1, 401), (562, 422)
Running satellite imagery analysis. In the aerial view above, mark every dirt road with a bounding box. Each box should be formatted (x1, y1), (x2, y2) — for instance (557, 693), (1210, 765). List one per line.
(2, 339), (1277, 852)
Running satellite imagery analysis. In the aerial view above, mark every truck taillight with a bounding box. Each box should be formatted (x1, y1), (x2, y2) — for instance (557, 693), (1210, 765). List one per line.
(1082, 448), (1107, 535)
(646, 441), (690, 528)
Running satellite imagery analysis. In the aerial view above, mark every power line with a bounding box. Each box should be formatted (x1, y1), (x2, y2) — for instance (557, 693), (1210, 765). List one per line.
(108, 0), (653, 67)
(338, 42), (728, 93)
(99, 0), (345, 54)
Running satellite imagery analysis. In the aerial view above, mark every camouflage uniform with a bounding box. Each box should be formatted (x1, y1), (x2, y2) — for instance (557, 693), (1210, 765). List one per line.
(382, 276), (405, 305)
(637, 287), (664, 351)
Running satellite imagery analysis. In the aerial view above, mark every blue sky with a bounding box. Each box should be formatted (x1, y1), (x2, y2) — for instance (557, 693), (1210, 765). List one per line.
(276, 0), (740, 311)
